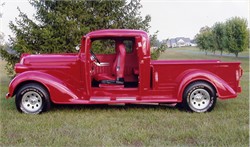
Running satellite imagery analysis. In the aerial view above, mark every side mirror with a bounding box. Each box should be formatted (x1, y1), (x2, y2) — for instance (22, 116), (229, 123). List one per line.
(75, 44), (80, 51)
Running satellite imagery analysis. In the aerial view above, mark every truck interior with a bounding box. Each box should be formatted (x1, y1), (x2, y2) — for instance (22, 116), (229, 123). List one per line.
(90, 37), (139, 88)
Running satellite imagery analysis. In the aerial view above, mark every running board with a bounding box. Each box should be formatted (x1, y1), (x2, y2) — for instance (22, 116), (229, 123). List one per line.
(67, 97), (179, 104)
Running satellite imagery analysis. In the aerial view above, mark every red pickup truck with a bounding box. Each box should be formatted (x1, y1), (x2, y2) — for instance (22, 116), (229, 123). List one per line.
(6, 29), (243, 114)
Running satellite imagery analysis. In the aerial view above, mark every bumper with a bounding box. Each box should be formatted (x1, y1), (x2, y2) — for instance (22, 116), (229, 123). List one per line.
(6, 93), (11, 99)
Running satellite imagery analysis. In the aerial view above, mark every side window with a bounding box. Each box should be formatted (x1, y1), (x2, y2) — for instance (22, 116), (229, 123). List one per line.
(91, 39), (134, 54)
(91, 39), (116, 54)
(123, 40), (133, 53)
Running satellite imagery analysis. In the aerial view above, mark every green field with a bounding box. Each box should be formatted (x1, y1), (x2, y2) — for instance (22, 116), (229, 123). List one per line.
(0, 47), (249, 146)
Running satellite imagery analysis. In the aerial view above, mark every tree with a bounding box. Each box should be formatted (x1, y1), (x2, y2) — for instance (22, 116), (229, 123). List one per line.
(195, 26), (215, 55)
(212, 22), (226, 56)
(0, 2), (5, 45)
(150, 31), (166, 60)
(196, 17), (249, 57)
(1, 0), (151, 75)
(224, 17), (249, 57)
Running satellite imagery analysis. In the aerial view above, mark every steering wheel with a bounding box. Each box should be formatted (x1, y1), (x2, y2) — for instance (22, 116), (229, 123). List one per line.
(90, 50), (101, 64)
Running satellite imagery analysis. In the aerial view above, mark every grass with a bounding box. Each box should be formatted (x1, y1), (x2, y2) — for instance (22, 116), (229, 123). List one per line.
(1, 47), (249, 146)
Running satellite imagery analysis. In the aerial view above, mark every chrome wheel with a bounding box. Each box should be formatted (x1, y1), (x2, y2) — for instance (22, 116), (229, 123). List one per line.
(21, 91), (43, 113)
(188, 89), (211, 110)
(16, 83), (51, 114)
(182, 81), (217, 112)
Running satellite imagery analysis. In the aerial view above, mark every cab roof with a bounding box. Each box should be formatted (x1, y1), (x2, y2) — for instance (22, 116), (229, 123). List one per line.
(85, 29), (148, 38)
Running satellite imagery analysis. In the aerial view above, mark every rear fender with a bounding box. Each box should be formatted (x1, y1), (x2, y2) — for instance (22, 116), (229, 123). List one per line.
(7, 71), (82, 103)
(177, 69), (237, 101)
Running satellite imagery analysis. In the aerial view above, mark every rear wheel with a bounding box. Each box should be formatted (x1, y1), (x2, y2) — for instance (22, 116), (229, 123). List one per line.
(15, 83), (51, 114)
(181, 81), (217, 112)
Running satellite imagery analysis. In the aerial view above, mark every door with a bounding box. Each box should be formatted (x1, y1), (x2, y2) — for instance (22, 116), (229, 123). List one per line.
(89, 37), (140, 101)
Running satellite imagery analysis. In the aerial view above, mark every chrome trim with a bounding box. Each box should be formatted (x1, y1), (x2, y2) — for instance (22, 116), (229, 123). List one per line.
(116, 97), (137, 101)
(90, 97), (111, 101)
(94, 62), (110, 66)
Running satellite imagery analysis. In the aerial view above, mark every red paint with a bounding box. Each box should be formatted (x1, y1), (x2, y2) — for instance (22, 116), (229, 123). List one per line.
(6, 29), (242, 105)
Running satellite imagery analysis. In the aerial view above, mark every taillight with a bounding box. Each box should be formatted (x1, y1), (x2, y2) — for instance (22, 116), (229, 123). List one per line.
(236, 66), (243, 93)
(236, 66), (243, 81)
(236, 70), (239, 80)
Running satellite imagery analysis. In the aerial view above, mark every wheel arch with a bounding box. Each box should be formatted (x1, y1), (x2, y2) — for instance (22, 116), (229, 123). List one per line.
(13, 80), (50, 99)
(7, 71), (82, 103)
(176, 69), (237, 102)
(182, 80), (217, 98)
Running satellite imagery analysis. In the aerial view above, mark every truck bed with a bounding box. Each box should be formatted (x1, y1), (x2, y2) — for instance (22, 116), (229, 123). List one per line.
(151, 59), (221, 64)
(150, 59), (241, 99)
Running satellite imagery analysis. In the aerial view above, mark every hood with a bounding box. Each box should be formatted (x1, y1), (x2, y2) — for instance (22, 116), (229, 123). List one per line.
(20, 53), (79, 66)
(15, 53), (80, 73)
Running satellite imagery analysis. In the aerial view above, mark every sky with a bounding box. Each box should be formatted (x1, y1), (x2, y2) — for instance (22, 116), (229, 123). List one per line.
(0, 0), (249, 42)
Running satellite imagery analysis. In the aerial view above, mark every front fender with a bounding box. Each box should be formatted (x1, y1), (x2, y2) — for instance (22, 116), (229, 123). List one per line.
(6, 71), (83, 103)
(176, 69), (237, 101)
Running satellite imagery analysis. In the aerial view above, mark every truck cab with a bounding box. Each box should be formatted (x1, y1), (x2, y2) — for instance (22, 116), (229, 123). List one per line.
(6, 29), (242, 114)
(82, 30), (151, 99)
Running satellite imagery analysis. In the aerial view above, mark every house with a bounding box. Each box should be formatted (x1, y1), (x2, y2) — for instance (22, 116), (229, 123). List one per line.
(167, 37), (191, 48)
(167, 39), (177, 48)
(190, 39), (197, 46)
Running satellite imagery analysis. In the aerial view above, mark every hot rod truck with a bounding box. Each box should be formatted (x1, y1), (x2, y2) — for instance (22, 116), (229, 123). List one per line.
(6, 29), (242, 114)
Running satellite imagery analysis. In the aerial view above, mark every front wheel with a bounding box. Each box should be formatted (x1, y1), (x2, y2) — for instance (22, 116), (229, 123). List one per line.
(181, 81), (217, 112)
(15, 83), (51, 114)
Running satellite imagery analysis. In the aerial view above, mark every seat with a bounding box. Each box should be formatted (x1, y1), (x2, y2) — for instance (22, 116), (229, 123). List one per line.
(94, 40), (126, 84)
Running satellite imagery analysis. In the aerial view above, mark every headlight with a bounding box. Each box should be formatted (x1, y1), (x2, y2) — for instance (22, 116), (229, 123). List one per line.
(20, 58), (24, 64)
